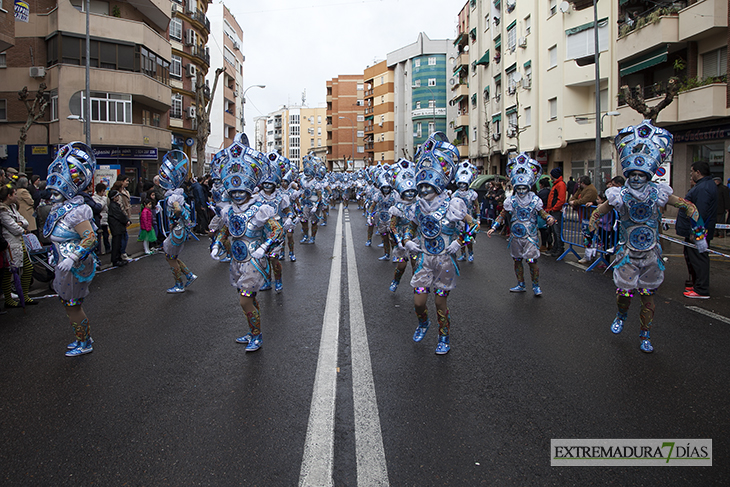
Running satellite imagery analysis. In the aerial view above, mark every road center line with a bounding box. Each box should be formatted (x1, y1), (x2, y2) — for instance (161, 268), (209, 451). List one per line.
(344, 209), (390, 486)
(299, 204), (343, 487)
(685, 306), (730, 325)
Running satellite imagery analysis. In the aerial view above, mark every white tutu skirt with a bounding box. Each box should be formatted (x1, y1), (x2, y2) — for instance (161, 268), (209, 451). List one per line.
(229, 258), (269, 292)
(410, 253), (459, 291)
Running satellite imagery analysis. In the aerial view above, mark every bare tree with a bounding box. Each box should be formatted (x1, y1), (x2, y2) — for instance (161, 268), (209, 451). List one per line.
(195, 67), (224, 176)
(619, 76), (680, 124)
(17, 83), (49, 173)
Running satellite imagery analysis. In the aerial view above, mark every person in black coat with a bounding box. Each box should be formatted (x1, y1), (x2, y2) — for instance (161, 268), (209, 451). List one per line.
(676, 161), (718, 298)
(107, 190), (130, 267)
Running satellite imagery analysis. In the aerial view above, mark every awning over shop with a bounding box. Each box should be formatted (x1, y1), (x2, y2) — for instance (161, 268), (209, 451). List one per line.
(476, 50), (490, 66)
(619, 46), (668, 77)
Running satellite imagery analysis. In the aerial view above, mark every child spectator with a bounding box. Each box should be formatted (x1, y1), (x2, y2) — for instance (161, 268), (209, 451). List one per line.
(137, 199), (157, 255)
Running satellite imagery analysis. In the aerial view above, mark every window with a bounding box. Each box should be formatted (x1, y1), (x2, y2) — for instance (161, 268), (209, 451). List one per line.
(317, 139), (322, 147)
(428, 100), (435, 108)
(50, 93), (59, 121)
(357, 146), (364, 154)
(317, 127), (321, 136)
(170, 17), (183, 41)
(0, 51), (5, 68)
(224, 47), (236, 67)
(428, 57), (436, 66)
(357, 83), (364, 90)
(428, 78), (436, 87)
(416, 122), (422, 138)
(508, 111), (517, 133)
(565, 21), (609, 60)
(428, 122), (434, 135)
(380, 76), (384, 84)
(524, 106), (531, 126)
(549, 0), (557, 16)
(416, 101), (421, 109)
(318, 115), (322, 124)
(524, 63), (532, 86)
(472, 126), (477, 142)
(310, 138), (315, 147)
(357, 130), (364, 137)
(702, 47), (728, 78)
(548, 97), (557, 120)
(0, 100), (6, 121)
(171, 93), (183, 118)
(414, 79), (421, 87)
(507, 22), (517, 51)
(525, 15), (531, 35)
(415, 59), (421, 68)
(171, 55), (182, 78)
(83, 92), (132, 123)
(548, 45), (557, 69)
(357, 115), (364, 122)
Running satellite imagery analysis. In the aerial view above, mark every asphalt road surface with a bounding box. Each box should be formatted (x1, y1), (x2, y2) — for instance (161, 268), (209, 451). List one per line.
(1, 204), (728, 486)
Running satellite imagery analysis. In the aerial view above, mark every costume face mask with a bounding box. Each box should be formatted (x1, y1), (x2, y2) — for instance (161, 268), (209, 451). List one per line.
(401, 189), (417, 202)
(628, 171), (649, 190)
(457, 182), (468, 191)
(515, 185), (529, 196)
(262, 182), (276, 193)
(50, 189), (66, 204)
(381, 186), (392, 195)
(229, 190), (250, 204)
(418, 183), (436, 198)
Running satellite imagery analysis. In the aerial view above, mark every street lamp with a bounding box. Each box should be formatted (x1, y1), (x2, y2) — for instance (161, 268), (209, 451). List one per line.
(84, 0), (90, 146)
(600, 111), (620, 131)
(339, 116), (355, 171)
(241, 84), (266, 130)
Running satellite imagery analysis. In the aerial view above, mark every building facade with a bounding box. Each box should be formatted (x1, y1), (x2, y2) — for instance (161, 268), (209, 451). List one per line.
(326, 74), (364, 171)
(1, 0), (173, 188)
(363, 60), (395, 165)
(206, 2), (244, 158)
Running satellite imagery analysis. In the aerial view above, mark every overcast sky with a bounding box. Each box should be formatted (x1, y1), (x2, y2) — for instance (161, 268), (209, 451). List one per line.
(222, 0), (466, 131)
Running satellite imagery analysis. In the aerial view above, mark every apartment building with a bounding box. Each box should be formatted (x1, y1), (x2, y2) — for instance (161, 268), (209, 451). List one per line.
(326, 75), (364, 171)
(206, 2), (244, 157)
(363, 60), (395, 165)
(0, 0), (172, 187)
(0, 0), (14, 53)
(262, 105), (327, 169)
(387, 33), (452, 162)
(168, 0), (210, 174)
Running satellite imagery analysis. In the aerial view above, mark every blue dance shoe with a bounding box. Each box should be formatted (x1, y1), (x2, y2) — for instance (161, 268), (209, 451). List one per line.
(611, 312), (627, 334)
(509, 282), (526, 293)
(235, 333), (253, 344)
(413, 320), (430, 342)
(275, 279), (283, 294)
(246, 334), (263, 352)
(639, 330), (653, 353)
(65, 339), (93, 357)
(435, 335), (450, 355)
(532, 284), (542, 296)
(389, 280), (399, 292)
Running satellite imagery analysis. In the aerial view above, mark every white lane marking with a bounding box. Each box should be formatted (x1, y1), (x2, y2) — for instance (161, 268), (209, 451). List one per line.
(685, 306), (730, 325)
(299, 204), (343, 487)
(344, 211), (390, 486)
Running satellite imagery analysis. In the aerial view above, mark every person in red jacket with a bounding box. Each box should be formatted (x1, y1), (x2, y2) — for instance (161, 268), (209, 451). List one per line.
(545, 168), (567, 256)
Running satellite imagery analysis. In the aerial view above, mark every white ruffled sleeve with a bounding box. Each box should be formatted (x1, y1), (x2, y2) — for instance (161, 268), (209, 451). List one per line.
(656, 182), (673, 207)
(605, 187), (623, 211)
(533, 195), (544, 212)
(66, 204), (94, 228)
(503, 196), (514, 212)
(253, 204), (277, 226)
(446, 197), (468, 221)
(389, 205), (404, 218)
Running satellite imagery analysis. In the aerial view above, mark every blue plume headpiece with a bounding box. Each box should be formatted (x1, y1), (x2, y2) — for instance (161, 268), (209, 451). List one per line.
(614, 120), (672, 177)
(159, 150), (189, 190)
(221, 143), (266, 195)
(47, 141), (96, 200)
(262, 151), (289, 185)
(455, 161), (477, 186)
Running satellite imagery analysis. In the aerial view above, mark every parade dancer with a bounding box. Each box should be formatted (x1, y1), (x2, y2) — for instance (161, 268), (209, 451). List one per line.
(452, 162), (480, 262)
(210, 141), (284, 352)
(367, 167), (397, 261)
(402, 135), (476, 354)
(589, 121), (708, 353)
(256, 151), (296, 293)
(364, 167), (380, 246)
(299, 153), (323, 244)
(388, 158), (418, 292)
(159, 150), (197, 293)
(208, 148), (232, 262)
(43, 142), (99, 356)
(487, 153), (555, 296)
(280, 166), (300, 262)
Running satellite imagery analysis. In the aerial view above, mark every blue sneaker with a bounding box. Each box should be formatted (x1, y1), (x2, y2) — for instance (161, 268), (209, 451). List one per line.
(389, 279), (399, 292)
(378, 253), (390, 261)
(532, 284), (542, 296)
(260, 281), (272, 291)
(235, 333), (253, 344)
(611, 312), (627, 334)
(320, 221), (327, 227)
(275, 279), (283, 293)
(467, 253), (474, 262)
(67, 337), (94, 350)
(377, 242), (384, 248)
(65, 339), (93, 357)
(365, 239), (372, 246)
(300, 236), (309, 244)
(509, 283), (526, 293)
(639, 330), (653, 353)
(413, 320), (430, 342)
(246, 334), (263, 352)
(435, 335), (450, 355)
(167, 282), (186, 293)
(278, 254), (285, 261)
(308, 236), (316, 244)
(457, 254), (466, 262)
(289, 252), (296, 262)
(185, 273), (198, 288)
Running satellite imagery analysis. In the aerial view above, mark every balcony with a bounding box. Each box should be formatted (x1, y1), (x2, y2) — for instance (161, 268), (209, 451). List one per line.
(192, 9), (211, 34)
(678, 82), (729, 121)
(617, 10), (679, 62)
(451, 84), (469, 104)
(679, 0), (727, 41)
(563, 54), (611, 87)
(455, 114), (469, 128)
(57, 121), (171, 149)
(455, 52), (469, 70)
(191, 45), (210, 67)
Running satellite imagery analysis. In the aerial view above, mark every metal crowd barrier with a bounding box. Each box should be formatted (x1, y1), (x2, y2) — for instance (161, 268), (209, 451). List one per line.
(660, 218), (730, 259)
(556, 203), (619, 272)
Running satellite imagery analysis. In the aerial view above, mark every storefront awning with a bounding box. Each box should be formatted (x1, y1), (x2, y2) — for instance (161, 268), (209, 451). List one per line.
(619, 46), (668, 77)
(476, 50), (490, 66)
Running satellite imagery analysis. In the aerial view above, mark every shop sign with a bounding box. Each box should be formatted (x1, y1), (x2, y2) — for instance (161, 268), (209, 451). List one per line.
(672, 126), (730, 143)
(93, 147), (158, 160)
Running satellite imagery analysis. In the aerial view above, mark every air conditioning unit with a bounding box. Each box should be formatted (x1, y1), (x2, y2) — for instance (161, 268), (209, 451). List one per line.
(233, 90), (239, 98)
(518, 37), (527, 48)
(186, 0), (196, 14)
(186, 63), (197, 78)
(232, 41), (239, 51)
(185, 29), (197, 46)
(0, 144), (7, 159)
(507, 128), (516, 138)
(191, 118), (198, 130)
(492, 133), (501, 141)
(523, 78), (532, 89)
(187, 106), (197, 119)
(507, 86), (516, 95)
(29, 66), (46, 78)
(171, 3), (178, 13)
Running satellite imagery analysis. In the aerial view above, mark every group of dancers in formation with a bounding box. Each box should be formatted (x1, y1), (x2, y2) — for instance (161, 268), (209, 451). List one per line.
(43, 119), (708, 357)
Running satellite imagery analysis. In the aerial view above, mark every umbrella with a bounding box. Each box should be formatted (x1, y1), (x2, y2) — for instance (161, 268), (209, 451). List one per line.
(4, 249), (25, 309)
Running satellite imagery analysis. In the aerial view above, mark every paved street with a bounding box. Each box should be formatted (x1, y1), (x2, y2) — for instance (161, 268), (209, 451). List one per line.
(1, 204), (729, 485)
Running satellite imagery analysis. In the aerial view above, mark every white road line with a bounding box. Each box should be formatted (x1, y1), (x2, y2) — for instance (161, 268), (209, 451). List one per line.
(685, 306), (730, 325)
(344, 210), (390, 486)
(299, 204), (343, 487)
